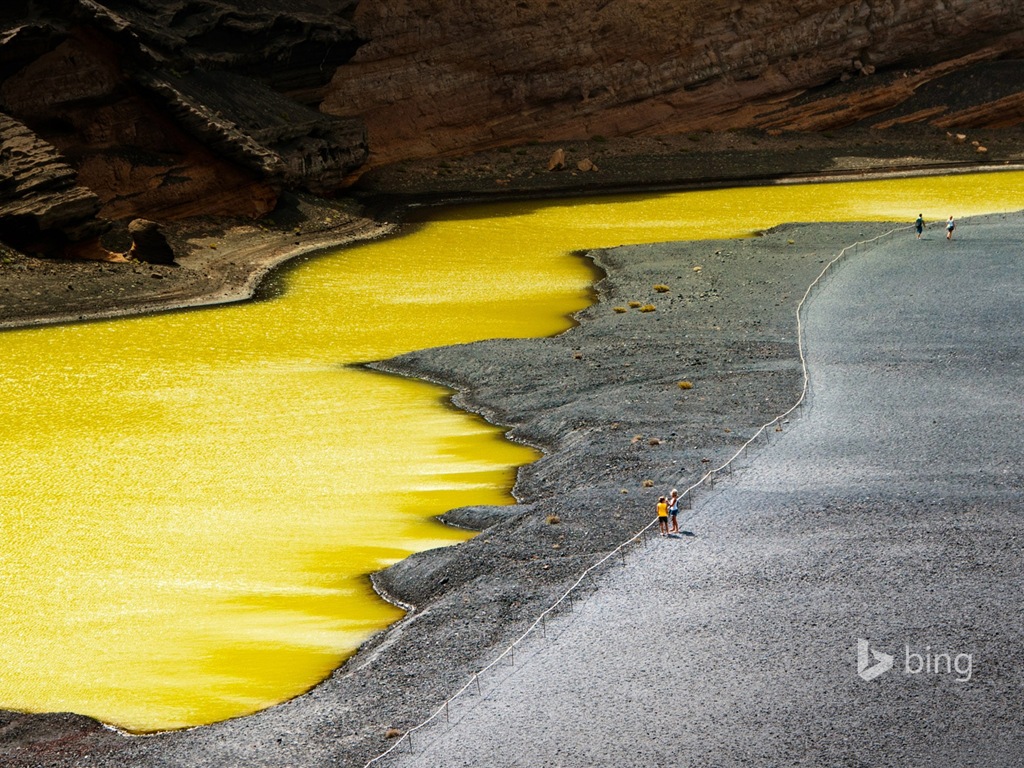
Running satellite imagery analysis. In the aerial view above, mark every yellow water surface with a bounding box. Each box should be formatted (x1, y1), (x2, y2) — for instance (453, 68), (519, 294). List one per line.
(1, 170), (1021, 732)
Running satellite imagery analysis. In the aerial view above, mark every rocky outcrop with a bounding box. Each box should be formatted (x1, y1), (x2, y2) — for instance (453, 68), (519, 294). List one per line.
(138, 69), (367, 195)
(0, 112), (103, 251)
(0, 25), (280, 234)
(322, 0), (1024, 166)
(0, 1), (366, 256)
(76, 0), (362, 97)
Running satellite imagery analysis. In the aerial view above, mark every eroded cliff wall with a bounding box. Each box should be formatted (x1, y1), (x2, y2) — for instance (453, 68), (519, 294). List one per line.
(3, 0), (1024, 256)
(322, 0), (1024, 164)
(0, 0), (366, 254)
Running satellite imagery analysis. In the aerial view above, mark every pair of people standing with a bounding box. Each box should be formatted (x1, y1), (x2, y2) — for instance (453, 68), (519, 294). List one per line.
(915, 214), (956, 239)
(656, 489), (680, 535)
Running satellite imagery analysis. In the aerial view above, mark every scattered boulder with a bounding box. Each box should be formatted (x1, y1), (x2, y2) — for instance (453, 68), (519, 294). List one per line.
(577, 158), (598, 172)
(126, 219), (175, 264)
(547, 147), (566, 171)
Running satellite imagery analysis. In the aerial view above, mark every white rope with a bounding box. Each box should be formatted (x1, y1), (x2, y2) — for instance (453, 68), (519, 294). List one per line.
(362, 223), (908, 766)
(675, 223), (909, 493)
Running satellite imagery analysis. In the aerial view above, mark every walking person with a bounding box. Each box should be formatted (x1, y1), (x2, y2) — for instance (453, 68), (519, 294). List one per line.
(668, 489), (680, 534)
(915, 214), (924, 238)
(946, 215), (956, 240)
(656, 496), (669, 536)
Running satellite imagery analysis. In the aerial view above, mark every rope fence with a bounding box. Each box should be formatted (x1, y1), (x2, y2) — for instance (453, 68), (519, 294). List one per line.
(363, 223), (909, 766)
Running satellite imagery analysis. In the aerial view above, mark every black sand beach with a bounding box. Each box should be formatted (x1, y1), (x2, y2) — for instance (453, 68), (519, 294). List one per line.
(379, 212), (1024, 768)
(0, 217), (900, 766)
(0, 138), (1021, 766)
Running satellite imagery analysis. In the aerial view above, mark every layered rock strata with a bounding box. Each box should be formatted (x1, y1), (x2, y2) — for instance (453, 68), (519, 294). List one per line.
(322, 0), (1024, 165)
(140, 70), (367, 195)
(0, 112), (103, 251)
(4, 0), (1024, 255)
(0, 0), (366, 256)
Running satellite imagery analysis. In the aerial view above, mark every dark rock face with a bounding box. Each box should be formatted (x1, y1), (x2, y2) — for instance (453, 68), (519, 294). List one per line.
(0, 112), (103, 251)
(0, 0), (366, 256)
(82, 0), (363, 95)
(322, 0), (1024, 165)
(141, 69), (367, 195)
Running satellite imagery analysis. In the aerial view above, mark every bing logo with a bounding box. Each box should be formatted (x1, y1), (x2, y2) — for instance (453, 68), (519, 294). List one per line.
(856, 639), (973, 682)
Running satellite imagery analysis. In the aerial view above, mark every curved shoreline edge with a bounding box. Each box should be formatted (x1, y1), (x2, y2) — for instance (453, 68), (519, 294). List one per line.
(0, 167), (1019, 766)
(333, 218), (909, 768)
(1, 161), (1020, 333)
(0, 213), (398, 331)
(362, 219), (920, 765)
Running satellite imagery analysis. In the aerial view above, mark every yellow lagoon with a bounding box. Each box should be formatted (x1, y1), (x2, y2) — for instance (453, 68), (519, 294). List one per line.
(1, 171), (1022, 732)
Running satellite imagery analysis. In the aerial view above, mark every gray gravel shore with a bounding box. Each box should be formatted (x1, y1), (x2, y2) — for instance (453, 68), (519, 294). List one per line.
(381, 213), (1024, 768)
(3, 213), (1020, 767)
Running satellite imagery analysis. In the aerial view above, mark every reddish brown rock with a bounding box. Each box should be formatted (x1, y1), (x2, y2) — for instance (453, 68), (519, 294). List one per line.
(125, 218), (175, 264)
(1, 2), (366, 258)
(322, 0), (1024, 166)
(0, 112), (103, 252)
(546, 147), (565, 171)
(0, 26), (288, 221)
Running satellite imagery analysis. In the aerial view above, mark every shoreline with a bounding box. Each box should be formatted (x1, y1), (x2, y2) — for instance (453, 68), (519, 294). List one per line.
(0, 194), (395, 331)
(365, 211), (1024, 767)
(0, 148), (1019, 765)
(358, 159), (1024, 217)
(5, 125), (1024, 332)
(0, 220), (397, 330)
(317, 218), (908, 768)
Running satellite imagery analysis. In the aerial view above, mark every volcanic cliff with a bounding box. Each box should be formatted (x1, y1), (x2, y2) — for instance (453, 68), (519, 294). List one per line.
(323, 0), (1024, 163)
(0, 0), (366, 255)
(2, 0), (1024, 258)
